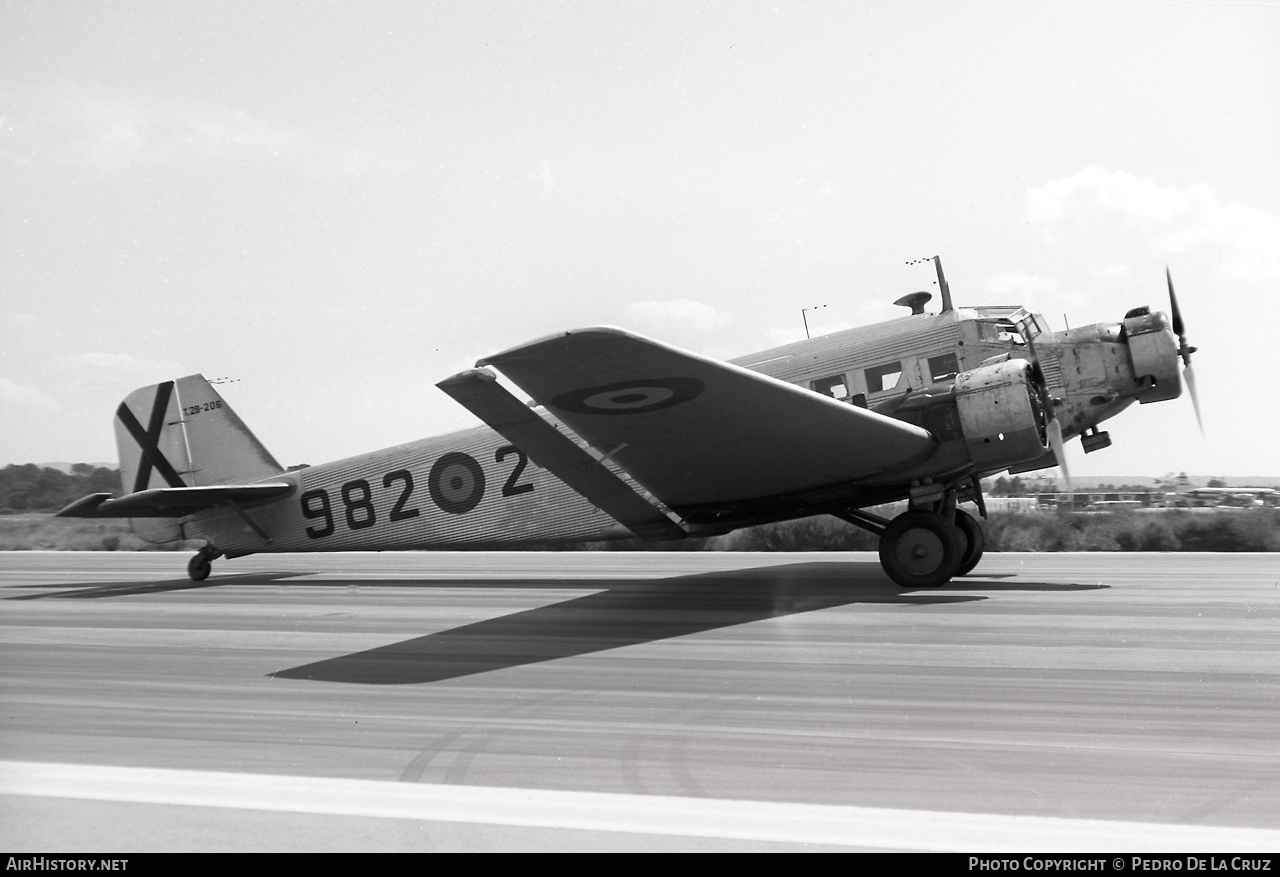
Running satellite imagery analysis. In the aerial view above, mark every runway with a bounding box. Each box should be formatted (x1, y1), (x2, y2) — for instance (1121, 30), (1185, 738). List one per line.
(1, 550), (1278, 851)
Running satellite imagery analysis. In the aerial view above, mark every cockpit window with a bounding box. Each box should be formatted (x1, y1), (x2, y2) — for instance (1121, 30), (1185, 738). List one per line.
(977, 320), (1025, 345)
(1009, 307), (1049, 341)
(810, 374), (849, 400)
(865, 362), (905, 394)
(1023, 313), (1050, 338)
(996, 321), (1025, 344)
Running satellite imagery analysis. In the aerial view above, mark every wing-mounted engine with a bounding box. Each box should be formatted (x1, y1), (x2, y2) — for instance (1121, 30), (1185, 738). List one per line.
(954, 359), (1050, 468)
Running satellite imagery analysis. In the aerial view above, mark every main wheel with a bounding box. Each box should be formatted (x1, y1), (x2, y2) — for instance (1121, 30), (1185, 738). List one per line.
(878, 511), (965, 588)
(954, 509), (986, 576)
(187, 552), (212, 582)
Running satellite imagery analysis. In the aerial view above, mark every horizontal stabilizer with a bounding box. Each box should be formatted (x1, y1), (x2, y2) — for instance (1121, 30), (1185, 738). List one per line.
(55, 483), (293, 519)
(437, 368), (686, 541)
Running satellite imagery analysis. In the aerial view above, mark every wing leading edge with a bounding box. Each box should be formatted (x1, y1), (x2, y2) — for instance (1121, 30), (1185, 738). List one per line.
(474, 327), (937, 515)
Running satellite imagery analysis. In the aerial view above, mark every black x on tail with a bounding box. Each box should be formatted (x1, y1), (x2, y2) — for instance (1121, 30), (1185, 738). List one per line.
(116, 380), (188, 492)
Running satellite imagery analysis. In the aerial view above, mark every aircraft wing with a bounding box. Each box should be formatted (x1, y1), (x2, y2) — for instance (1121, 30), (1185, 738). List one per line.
(56, 483), (293, 518)
(478, 327), (937, 514)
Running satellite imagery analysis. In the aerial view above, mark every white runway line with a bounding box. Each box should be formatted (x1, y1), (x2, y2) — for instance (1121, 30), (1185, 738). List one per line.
(2, 760), (1277, 852)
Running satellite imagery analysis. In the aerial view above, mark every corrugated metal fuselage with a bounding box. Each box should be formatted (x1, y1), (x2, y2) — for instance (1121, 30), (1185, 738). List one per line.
(186, 421), (627, 558)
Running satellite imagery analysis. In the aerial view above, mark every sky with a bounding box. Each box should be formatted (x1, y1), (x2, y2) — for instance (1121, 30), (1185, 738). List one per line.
(2, 0), (1278, 481)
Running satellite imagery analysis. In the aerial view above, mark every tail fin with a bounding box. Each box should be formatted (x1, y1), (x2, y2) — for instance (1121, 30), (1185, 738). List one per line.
(114, 375), (284, 493)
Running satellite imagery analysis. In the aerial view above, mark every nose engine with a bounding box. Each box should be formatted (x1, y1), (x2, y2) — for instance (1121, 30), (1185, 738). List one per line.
(1053, 269), (1200, 444)
(1122, 309), (1183, 404)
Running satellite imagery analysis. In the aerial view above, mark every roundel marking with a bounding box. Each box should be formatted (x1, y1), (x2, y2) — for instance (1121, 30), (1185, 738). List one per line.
(551, 377), (705, 415)
(428, 452), (486, 514)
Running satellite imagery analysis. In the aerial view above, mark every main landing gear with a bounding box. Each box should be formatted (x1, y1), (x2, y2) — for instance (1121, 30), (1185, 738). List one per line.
(836, 496), (986, 588)
(953, 508), (985, 577)
(187, 545), (223, 582)
(878, 510), (964, 588)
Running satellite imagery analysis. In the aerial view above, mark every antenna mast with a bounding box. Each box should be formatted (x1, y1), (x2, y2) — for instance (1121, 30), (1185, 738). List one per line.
(905, 255), (954, 314)
(801, 304), (826, 339)
(933, 255), (954, 313)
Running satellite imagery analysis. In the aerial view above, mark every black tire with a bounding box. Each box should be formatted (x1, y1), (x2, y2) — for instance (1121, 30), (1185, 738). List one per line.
(954, 509), (986, 576)
(187, 553), (212, 582)
(878, 511), (965, 588)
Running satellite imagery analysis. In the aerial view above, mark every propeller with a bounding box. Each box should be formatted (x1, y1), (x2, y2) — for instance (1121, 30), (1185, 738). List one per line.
(1021, 325), (1072, 495)
(1046, 411), (1071, 496)
(1166, 267), (1203, 433)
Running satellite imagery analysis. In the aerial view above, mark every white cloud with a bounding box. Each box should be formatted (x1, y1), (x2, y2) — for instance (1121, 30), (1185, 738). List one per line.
(624, 299), (731, 333)
(0, 378), (59, 410)
(1027, 166), (1189, 225)
(1026, 166), (1280, 282)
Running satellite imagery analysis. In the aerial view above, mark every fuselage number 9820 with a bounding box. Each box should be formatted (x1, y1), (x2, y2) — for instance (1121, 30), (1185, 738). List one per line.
(299, 445), (532, 539)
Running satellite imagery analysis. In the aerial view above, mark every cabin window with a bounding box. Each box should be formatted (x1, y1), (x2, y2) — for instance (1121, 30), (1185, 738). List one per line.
(865, 362), (905, 394)
(810, 374), (849, 400)
(927, 353), (960, 383)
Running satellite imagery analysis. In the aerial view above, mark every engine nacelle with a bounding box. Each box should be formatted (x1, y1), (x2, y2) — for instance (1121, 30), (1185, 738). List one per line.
(1123, 310), (1182, 404)
(954, 359), (1049, 468)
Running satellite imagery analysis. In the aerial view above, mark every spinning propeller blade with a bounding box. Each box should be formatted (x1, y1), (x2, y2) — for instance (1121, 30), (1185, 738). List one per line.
(1184, 360), (1203, 434)
(1166, 268), (1203, 434)
(1046, 416), (1071, 496)
(1021, 324), (1072, 495)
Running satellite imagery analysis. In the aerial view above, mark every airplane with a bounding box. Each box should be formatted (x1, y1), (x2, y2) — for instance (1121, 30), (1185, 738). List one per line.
(57, 259), (1200, 588)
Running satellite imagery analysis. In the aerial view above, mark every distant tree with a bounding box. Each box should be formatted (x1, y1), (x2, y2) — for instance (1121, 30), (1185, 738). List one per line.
(1207, 479), (1227, 488)
(0, 463), (120, 512)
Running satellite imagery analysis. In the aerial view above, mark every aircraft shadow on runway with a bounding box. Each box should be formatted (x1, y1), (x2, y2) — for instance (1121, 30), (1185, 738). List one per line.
(273, 561), (1006, 686)
(4, 571), (313, 600)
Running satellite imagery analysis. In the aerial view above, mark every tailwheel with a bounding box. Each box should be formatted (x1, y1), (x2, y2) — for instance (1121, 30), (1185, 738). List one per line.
(954, 508), (986, 576)
(878, 511), (965, 588)
(187, 547), (218, 582)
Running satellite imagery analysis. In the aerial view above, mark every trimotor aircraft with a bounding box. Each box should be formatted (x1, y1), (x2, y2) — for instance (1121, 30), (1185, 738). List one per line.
(58, 260), (1200, 588)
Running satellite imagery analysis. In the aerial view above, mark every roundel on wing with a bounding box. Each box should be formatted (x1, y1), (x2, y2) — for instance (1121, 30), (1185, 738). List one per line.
(550, 378), (705, 415)
(428, 452), (486, 514)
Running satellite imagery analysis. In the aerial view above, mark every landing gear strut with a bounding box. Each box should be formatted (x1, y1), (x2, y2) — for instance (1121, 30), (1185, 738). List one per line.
(187, 546), (222, 582)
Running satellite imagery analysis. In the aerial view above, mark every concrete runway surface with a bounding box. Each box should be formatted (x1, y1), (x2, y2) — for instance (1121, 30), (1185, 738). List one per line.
(1, 550), (1277, 852)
